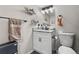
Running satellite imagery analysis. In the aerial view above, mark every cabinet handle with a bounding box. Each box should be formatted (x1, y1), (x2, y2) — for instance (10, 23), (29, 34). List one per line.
(38, 37), (42, 42)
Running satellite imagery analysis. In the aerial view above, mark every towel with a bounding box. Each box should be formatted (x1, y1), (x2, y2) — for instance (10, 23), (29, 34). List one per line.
(9, 18), (21, 41)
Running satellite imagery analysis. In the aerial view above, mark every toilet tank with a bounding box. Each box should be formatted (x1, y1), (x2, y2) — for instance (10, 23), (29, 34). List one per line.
(59, 33), (75, 47)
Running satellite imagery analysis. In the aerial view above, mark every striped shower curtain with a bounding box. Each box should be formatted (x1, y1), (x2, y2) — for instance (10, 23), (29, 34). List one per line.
(9, 18), (21, 41)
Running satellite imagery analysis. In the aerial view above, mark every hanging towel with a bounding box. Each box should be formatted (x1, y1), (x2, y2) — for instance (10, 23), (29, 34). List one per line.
(9, 18), (21, 41)
(56, 15), (64, 28)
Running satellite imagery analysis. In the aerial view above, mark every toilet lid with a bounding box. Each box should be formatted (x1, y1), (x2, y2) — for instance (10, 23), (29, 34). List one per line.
(58, 46), (76, 54)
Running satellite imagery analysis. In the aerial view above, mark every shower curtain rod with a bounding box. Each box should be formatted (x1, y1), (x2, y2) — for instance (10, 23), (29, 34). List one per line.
(0, 16), (10, 19)
(0, 16), (27, 22)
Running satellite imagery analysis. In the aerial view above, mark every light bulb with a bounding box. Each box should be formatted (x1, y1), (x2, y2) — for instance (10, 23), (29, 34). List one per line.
(49, 8), (53, 13)
(45, 9), (49, 14)
(41, 10), (45, 14)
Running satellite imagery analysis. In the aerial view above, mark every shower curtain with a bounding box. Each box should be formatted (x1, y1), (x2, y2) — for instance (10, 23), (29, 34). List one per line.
(9, 18), (21, 41)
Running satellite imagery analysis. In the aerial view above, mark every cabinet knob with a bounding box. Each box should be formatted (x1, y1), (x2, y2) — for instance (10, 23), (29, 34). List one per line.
(52, 35), (55, 39)
(39, 37), (42, 42)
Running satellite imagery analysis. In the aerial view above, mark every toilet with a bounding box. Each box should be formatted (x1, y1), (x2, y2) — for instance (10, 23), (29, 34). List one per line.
(58, 32), (76, 54)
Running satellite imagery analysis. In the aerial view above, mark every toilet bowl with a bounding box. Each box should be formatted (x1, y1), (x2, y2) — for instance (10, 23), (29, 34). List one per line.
(58, 46), (76, 54)
(58, 32), (76, 54)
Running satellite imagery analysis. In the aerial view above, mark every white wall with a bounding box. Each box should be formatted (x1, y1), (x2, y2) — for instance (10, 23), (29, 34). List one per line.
(0, 5), (25, 19)
(0, 18), (9, 44)
(54, 5), (79, 53)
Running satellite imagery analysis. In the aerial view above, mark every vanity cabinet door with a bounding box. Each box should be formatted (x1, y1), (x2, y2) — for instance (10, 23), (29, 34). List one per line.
(33, 32), (52, 54)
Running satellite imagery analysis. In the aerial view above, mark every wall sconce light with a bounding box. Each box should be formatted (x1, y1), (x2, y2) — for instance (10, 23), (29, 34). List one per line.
(41, 5), (53, 14)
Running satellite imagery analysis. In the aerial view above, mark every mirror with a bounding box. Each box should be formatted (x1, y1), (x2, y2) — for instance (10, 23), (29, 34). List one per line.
(40, 5), (55, 25)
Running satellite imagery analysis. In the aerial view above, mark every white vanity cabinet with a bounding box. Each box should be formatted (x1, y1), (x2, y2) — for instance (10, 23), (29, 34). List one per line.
(32, 29), (55, 54)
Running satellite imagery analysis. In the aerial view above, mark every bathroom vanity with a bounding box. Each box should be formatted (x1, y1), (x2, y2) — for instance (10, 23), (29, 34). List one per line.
(32, 28), (55, 54)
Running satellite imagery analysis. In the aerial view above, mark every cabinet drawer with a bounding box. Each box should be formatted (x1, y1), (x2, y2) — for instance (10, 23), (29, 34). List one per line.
(33, 31), (51, 39)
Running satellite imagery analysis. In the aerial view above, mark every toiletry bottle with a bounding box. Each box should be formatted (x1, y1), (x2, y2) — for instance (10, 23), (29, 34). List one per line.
(38, 24), (40, 29)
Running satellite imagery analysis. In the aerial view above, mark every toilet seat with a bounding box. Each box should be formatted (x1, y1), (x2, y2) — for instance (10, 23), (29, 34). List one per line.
(58, 46), (76, 54)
